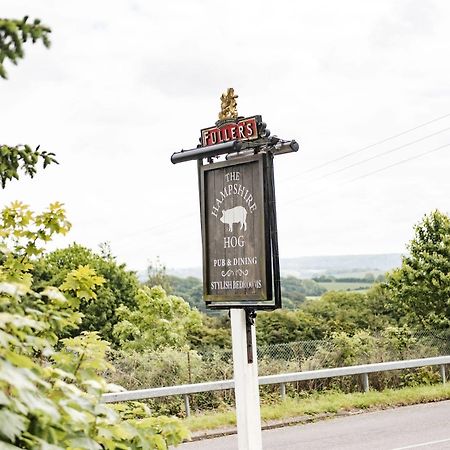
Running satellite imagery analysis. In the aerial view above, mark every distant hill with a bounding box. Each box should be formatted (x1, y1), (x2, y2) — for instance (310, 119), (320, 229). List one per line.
(167, 253), (403, 280)
(280, 253), (403, 278)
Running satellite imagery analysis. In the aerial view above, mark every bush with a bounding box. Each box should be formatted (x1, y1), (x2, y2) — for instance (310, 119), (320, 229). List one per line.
(0, 202), (189, 448)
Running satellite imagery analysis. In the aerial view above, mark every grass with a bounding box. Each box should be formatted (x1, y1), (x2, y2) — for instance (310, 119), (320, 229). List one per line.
(183, 383), (450, 432)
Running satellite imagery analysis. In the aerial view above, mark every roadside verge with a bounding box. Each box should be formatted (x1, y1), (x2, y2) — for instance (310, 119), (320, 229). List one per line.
(184, 383), (450, 442)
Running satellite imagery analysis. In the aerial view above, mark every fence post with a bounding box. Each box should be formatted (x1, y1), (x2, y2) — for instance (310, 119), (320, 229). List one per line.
(440, 365), (446, 384)
(183, 394), (191, 417)
(361, 373), (369, 392)
(187, 351), (192, 384)
(280, 383), (286, 400)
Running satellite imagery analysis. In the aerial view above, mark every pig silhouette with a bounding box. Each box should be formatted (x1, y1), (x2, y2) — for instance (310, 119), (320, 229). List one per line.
(220, 206), (248, 232)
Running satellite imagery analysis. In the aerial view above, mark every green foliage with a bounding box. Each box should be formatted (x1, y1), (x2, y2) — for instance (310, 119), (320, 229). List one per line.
(0, 280), (189, 448)
(0, 201), (71, 281)
(0, 18), (56, 188)
(257, 310), (303, 344)
(107, 348), (235, 416)
(187, 313), (231, 351)
(113, 285), (203, 352)
(329, 331), (437, 387)
(257, 290), (390, 345)
(32, 244), (140, 343)
(281, 276), (326, 308)
(0, 145), (58, 189)
(0, 16), (51, 79)
(167, 275), (205, 313)
(300, 291), (389, 338)
(167, 274), (326, 313)
(150, 273), (230, 351)
(0, 16), (191, 445)
(399, 367), (441, 388)
(382, 210), (450, 331)
(60, 265), (105, 301)
(322, 330), (378, 367)
(301, 326), (442, 390)
(147, 257), (172, 293)
(0, 202), (189, 448)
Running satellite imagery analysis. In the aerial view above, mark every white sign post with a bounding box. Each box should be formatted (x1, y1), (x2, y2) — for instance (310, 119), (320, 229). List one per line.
(230, 308), (262, 450)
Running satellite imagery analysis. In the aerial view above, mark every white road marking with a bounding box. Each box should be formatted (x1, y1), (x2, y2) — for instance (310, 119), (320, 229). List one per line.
(392, 438), (450, 449)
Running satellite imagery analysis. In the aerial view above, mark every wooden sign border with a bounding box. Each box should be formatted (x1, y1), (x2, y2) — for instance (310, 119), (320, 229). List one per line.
(198, 153), (280, 310)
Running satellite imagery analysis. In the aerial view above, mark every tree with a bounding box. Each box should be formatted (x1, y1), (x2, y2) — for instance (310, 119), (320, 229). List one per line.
(0, 16), (50, 78)
(0, 21), (189, 447)
(187, 313), (231, 351)
(168, 275), (205, 312)
(300, 291), (388, 338)
(256, 309), (303, 345)
(0, 201), (71, 282)
(113, 285), (203, 352)
(256, 289), (392, 345)
(1, 17), (57, 188)
(382, 210), (450, 331)
(146, 257), (172, 293)
(0, 203), (188, 449)
(32, 244), (140, 344)
(280, 276), (327, 309)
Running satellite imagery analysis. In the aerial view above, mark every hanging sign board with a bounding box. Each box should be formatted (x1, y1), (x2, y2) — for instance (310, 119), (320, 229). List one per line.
(199, 153), (273, 305)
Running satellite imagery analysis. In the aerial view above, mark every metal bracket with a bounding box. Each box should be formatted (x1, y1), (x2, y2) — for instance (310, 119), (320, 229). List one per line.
(245, 309), (257, 364)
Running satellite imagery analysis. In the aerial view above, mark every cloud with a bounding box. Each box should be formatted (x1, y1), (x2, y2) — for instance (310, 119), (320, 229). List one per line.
(370, 0), (438, 48)
(1, 0), (450, 270)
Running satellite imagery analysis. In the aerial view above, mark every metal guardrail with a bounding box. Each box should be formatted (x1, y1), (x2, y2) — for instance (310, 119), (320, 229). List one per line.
(101, 356), (450, 415)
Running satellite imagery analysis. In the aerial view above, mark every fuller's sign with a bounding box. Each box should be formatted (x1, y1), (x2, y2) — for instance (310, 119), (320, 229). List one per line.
(200, 116), (261, 147)
(200, 153), (273, 303)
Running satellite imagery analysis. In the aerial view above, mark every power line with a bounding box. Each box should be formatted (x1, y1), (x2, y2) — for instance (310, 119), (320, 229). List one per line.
(300, 126), (450, 184)
(115, 135), (449, 246)
(283, 142), (450, 206)
(111, 113), (450, 245)
(113, 212), (196, 242)
(345, 142), (450, 185)
(283, 111), (450, 179)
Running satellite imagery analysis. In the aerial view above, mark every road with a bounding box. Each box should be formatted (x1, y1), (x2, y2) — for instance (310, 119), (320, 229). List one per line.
(177, 401), (450, 449)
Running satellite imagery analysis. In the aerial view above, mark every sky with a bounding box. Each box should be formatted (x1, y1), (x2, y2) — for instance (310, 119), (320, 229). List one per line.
(2, 0), (450, 271)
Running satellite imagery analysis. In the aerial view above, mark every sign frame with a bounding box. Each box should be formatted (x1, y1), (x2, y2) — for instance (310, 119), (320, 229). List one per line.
(198, 152), (281, 310)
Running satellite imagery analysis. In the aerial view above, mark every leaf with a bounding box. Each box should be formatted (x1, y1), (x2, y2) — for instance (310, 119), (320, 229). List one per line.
(111, 422), (137, 441)
(4, 350), (36, 369)
(0, 391), (11, 406)
(0, 409), (28, 441)
(60, 265), (105, 301)
(65, 437), (102, 450)
(41, 287), (67, 304)
(0, 282), (27, 296)
(94, 404), (119, 423)
(34, 438), (64, 450)
(18, 389), (60, 421)
(0, 441), (24, 449)
(62, 406), (89, 424)
(0, 360), (38, 391)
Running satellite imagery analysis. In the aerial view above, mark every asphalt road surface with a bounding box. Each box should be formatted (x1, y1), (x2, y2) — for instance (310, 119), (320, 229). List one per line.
(177, 401), (450, 449)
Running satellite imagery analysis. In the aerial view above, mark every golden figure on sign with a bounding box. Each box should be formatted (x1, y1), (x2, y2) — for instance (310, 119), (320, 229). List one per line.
(218, 88), (238, 121)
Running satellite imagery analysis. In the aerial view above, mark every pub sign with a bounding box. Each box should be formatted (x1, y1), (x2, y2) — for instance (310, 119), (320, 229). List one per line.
(200, 153), (274, 305)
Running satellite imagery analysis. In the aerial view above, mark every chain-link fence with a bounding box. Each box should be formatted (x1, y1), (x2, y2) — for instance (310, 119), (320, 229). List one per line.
(106, 330), (450, 415)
